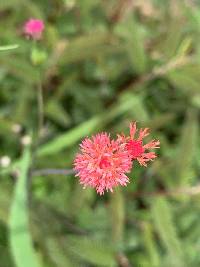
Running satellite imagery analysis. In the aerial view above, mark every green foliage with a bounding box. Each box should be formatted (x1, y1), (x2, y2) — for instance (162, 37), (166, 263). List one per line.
(142, 222), (160, 267)
(1, 1), (200, 267)
(45, 238), (76, 267)
(9, 148), (42, 267)
(110, 189), (125, 247)
(115, 17), (147, 74)
(66, 235), (116, 267)
(174, 109), (199, 187)
(151, 197), (186, 267)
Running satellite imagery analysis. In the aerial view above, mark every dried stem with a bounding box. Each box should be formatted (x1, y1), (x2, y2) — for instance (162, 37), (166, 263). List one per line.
(29, 165), (200, 204)
(130, 184), (200, 198)
(124, 56), (194, 92)
(31, 168), (200, 198)
(31, 168), (75, 177)
(117, 252), (133, 267)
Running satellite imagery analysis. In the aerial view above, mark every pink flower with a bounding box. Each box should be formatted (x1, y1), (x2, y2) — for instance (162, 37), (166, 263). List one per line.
(74, 133), (132, 195)
(24, 19), (44, 40)
(119, 122), (160, 167)
(74, 122), (160, 195)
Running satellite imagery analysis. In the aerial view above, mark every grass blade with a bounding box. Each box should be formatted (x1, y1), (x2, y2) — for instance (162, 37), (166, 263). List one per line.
(37, 94), (143, 157)
(66, 235), (116, 267)
(175, 109), (199, 187)
(9, 148), (41, 267)
(0, 44), (19, 51)
(151, 197), (187, 267)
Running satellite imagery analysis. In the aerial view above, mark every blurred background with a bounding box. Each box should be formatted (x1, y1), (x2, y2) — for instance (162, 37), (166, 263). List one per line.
(1, 0), (200, 266)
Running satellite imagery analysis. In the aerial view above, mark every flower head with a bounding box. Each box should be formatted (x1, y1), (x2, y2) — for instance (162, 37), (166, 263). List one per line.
(119, 122), (160, 167)
(24, 18), (44, 40)
(74, 133), (132, 195)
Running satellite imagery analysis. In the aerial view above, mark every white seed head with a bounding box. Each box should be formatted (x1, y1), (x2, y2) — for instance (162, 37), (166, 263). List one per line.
(21, 135), (32, 146)
(11, 124), (22, 133)
(65, 0), (75, 9)
(0, 156), (11, 167)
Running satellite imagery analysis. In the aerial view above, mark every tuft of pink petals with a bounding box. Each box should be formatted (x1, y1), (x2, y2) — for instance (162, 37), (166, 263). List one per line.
(118, 122), (160, 167)
(74, 122), (160, 195)
(24, 18), (44, 40)
(74, 133), (132, 195)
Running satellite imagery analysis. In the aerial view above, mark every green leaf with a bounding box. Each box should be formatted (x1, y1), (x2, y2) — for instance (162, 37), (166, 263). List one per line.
(46, 238), (76, 267)
(0, 184), (12, 224)
(45, 100), (71, 127)
(110, 188), (125, 247)
(59, 32), (118, 65)
(37, 93), (141, 157)
(161, 20), (183, 60)
(0, 44), (19, 51)
(185, 4), (200, 33)
(151, 197), (187, 267)
(115, 17), (147, 74)
(175, 109), (198, 187)
(0, 0), (19, 8)
(176, 37), (193, 58)
(142, 222), (160, 267)
(166, 62), (200, 94)
(0, 56), (38, 84)
(0, 0), (43, 17)
(66, 235), (116, 267)
(37, 116), (101, 157)
(9, 147), (42, 267)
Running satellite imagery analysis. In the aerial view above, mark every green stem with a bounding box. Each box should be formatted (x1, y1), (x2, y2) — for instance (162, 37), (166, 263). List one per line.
(110, 188), (125, 248)
(37, 77), (44, 139)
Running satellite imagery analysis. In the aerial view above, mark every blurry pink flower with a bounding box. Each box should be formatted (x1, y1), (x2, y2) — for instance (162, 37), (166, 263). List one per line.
(24, 18), (44, 40)
(119, 122), (160, 167)
(74, 133), (132, 195)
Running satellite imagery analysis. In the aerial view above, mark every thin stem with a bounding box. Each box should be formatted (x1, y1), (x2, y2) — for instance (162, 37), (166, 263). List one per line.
(31, 168), (75, 177)
(116, 252), (132, 267)
(120, 55), (194, 93)
(31, 168), (200, 198)
(37, 79), (44, 138)
(130, 184), (200, 198)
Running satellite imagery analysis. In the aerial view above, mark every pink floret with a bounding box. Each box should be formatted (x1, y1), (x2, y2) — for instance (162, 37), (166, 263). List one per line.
(24, 18), (44, 40)
(74, 133), (132, 195)
(118, 122), (160, 167)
